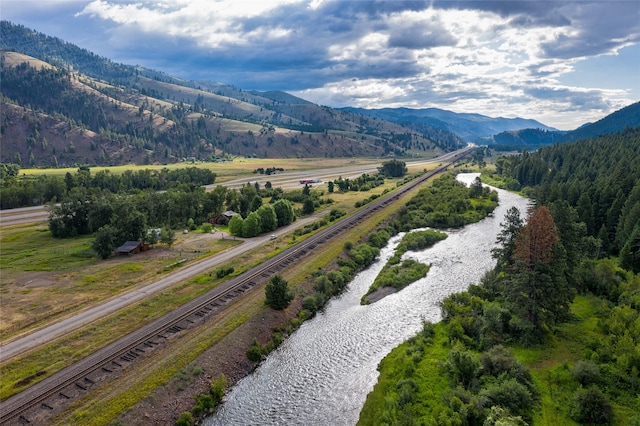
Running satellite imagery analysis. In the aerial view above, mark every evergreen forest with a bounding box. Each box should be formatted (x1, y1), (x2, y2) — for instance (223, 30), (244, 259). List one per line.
(359, 127), (640, 425)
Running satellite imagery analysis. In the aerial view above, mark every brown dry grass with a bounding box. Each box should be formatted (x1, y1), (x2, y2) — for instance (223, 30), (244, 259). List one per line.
(0, 226), (240, 341)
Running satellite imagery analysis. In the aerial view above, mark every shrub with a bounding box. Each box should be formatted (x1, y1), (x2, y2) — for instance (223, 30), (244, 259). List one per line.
(175, 411), (194, 426)
(396, 379), (418, 407)
(419, 320), (436, 339)
(480, 345), (519, 377)
(569, 386), (614, 425)
(191, 394), (215, 417)
(444, 345), (480, 389)
(210, 374), (229, 405)
(302, 295), (319, 313)
(571, 360), (601, 386)
(479, 378), (534, 420)
(216, 266), (234, 278)
(246, 339), (263, 362)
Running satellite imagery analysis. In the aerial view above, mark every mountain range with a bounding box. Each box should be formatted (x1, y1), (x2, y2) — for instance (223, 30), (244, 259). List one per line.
(1, 21), (638, 167)
(339, 107), (557, 142)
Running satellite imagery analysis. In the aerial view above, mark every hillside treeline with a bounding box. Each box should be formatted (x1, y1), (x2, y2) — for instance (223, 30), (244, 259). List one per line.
(2, 20), (468, 167)
(1, 60), (221, 165)
(496, 126), (640, 271)
(0, 21), (136, 84)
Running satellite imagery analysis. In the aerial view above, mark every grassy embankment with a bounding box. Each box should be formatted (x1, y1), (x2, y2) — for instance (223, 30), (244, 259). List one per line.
(1, 160), (449, 422)
(358, 294), (639, 425)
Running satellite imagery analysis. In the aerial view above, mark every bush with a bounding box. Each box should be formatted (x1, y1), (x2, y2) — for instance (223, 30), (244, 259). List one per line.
(210, 374), (228, 405)
(246, 339), (263, 362)
(302, 295), (319, 313)
(479, 378), (534, 420)
(396, 378), (418, 407)
(215, 266), (234, 278)
(191, 394), (215, 417)
(444, 345), (480, 389)
(569, 386), (614, 425)
(175, 411), (194, 426)
(571, 360), (601, 386)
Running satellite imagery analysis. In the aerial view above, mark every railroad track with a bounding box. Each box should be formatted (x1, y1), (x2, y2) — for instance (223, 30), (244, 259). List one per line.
(0, 149), (472, 425)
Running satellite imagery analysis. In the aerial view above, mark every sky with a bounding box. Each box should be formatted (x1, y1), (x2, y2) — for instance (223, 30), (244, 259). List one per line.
(2, 0), (640, 130)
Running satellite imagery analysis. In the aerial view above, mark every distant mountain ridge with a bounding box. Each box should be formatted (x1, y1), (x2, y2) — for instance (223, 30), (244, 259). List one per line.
(1, 20), (637, 166)
(558, 101), (640, 143)
(482, 101), (640, 150)
(346, 102), (640, 151)
(339, 106), (557, 141)
(0, 21), (466, 167)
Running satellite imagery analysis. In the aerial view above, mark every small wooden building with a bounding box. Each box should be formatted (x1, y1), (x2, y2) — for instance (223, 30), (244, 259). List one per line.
(116, 241), (143, 255)
(208, 211), (237, 225)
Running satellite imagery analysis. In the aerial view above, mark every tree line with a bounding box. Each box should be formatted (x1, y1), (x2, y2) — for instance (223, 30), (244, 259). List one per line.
(0, 165), (215, 209)
(0, 60), (222, 166)
(496, 126), (640, 272)
(43, 171), (323, 258)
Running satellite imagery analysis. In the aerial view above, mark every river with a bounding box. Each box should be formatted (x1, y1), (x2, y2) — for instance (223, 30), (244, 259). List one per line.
(205, 174), (530, 426)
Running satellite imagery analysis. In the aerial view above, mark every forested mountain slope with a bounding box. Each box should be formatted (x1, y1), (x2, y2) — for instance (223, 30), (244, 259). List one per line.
(0, 21), (465, 167)
(481, 101), (640, 150)
(497, 126), (640, 268)
(558, 101), (640, 144)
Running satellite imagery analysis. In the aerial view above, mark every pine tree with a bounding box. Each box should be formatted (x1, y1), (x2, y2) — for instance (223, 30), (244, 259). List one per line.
(507, 206), (573, 342)
(265, 275), (293, 310)
(491, 206), (523, 271)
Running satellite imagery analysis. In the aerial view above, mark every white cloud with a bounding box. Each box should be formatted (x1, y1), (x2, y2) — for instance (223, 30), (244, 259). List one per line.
(4, 0), (638, 129)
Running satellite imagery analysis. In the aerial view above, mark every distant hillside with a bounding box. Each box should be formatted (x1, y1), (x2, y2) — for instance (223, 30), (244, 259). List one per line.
(477, 128), (566, 150)
(340, 106), (555, 141)
(0, 21), (465, 167)
(467, 102), (640, 150)
(558, 101), (640, 143)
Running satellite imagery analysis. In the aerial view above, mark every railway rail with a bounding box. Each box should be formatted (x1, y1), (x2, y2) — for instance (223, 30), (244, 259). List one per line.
(0, 149), (471, 425)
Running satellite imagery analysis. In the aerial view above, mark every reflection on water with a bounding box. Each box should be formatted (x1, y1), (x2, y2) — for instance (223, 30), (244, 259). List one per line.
(206, 174), (530, 426)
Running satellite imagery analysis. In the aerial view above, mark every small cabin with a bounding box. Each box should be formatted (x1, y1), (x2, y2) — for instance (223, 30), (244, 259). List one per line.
(208, 211), (237, 225)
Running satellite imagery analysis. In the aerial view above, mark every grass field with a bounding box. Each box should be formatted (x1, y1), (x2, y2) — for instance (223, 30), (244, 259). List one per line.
(0, 224), (241, 341)
(17, 156), (390, 182)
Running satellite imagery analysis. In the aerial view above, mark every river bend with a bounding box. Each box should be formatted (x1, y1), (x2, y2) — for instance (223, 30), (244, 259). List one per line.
(206, 174), (530, 426)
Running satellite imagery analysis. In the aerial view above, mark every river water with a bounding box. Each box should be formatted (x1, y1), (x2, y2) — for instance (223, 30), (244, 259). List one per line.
(205, 174), (530, 426)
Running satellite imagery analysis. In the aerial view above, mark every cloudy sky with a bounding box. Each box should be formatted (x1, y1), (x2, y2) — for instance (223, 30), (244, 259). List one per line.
(3, 0), (639, 129)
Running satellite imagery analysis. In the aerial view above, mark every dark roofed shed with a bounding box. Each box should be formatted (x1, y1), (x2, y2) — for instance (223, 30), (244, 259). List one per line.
(116, 241), (142, 255)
